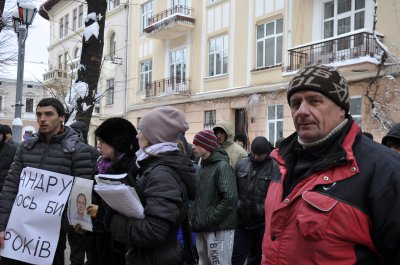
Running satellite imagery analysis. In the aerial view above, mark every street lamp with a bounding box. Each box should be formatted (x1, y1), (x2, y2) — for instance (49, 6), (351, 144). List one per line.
(12, 0), (37, 143)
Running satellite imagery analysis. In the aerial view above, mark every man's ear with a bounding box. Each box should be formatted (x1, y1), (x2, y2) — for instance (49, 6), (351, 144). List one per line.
(60, 115), (65, 125)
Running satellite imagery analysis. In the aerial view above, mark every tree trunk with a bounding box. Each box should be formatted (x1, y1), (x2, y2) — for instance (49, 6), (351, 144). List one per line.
(73, 0), (107, 126)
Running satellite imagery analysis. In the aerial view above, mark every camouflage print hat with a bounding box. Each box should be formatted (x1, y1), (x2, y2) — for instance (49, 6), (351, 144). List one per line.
(287, 64), (350, 113)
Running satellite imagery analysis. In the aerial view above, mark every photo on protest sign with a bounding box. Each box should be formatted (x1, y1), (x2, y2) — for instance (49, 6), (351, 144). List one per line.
(0, 167), (73, 265)
(68, 178), (94, 231)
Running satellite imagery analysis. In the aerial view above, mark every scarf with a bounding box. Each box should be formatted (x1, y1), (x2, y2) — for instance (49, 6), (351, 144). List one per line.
(135, 142), (179, 168)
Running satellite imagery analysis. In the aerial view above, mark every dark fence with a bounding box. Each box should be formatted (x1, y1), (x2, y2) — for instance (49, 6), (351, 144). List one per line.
(286, 31), (384, 72)
(145, 77), (190, 97)
(144, 5), (195, 33)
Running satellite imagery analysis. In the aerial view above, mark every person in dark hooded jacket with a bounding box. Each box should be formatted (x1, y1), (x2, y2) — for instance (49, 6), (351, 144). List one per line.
(191, 130), (238, 265)
(86, 117), (140, 265)
(106, 106), (196, 265)
(382, 123), (400, 154)
(0, 125), (18, 192)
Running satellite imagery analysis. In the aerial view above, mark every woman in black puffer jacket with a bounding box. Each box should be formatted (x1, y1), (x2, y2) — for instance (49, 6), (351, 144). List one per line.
(107, 106), (196, 265)
(87, 117), (140, 265)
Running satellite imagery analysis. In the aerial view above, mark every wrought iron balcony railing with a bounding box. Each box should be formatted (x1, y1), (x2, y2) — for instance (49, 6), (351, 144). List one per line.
(143, 5), (195, 34)
(145, 77), (190, 98)
(285, 30), (384, 72)
(43, 69), (69, 81)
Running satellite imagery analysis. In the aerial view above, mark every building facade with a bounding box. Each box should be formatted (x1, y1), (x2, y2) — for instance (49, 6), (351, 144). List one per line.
(39, 0), (130, 145)
(40, 0), (400, 146)
(0, 78), (48, 139)
(125, 0), (400, 145)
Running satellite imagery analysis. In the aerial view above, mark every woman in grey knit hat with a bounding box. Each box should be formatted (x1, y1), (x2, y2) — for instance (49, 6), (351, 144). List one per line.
(105, 106), (197, 265)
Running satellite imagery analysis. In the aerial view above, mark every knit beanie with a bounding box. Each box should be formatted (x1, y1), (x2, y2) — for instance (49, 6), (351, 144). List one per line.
(193, 130), (218, 152)
(139, 106), (189, 144)
(251, 136), (271, 155)
(382, 123), (400, 146)
(287, 64), (350, 114)
(95, 117), (139, 154)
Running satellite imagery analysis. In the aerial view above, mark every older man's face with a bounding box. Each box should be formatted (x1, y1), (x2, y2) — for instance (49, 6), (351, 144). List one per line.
(289, 90), (345, 143)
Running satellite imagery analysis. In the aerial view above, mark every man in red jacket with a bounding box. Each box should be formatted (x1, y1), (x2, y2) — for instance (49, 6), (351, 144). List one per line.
(262, 64), (400, 265)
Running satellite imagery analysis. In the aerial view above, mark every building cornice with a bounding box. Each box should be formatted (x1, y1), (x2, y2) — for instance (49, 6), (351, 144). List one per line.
(39, 0), (62, 20)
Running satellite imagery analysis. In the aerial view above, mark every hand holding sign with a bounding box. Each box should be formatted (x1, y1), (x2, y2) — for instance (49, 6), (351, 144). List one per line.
(0, 231), (4, 248)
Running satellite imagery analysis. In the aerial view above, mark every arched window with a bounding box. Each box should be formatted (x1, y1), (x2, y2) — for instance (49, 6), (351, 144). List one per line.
(74, 47), (81, 59)
(109, 32), (116, 59)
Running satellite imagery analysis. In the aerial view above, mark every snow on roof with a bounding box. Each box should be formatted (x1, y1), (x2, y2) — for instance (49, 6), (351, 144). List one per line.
(0, 62), (47, 82)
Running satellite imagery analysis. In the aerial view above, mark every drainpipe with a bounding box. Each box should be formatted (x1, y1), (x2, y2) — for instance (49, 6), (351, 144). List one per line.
(123, 0), (130, 118)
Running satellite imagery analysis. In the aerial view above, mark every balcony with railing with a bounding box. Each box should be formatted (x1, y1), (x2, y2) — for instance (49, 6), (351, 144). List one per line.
(143, 5), (195, 39)
(42, 69), (71, 88)
(285, 30), (385, 72)
(145, 77), (190, 98)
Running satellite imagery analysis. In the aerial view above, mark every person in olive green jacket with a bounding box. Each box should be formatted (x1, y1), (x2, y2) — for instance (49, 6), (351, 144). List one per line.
(191, 130), (238, 265)
(213, 121), (248, 168)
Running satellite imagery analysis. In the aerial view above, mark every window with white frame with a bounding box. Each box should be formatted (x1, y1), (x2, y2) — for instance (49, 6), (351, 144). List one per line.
(59, 17), (64, 38)
(267, 105), (283, 147)
(25, 98), (34, 113)
(323, 0), (366, 50)
(256, 18), (283, 68)
(170, 47), (187, 85)
(204, 110), (216, 130)
(141, 0), (153, 32)
(105, 79), (114, 105)
(350, 96), (362, 127)
(74, 47), (80, 59)
(94, 98), (100, 114)
(140, 60), (152, 92)
(64, 52), (68, 70)
(78, 5), (84, 28)
(73, 9), (77, 30)
(64, 14), (69, 36)
(208, 35), (228, 77)
(58, 55), (63, 70)
(172, 0), (190, 14)
(108, 0), (120, 11)
(109, 32), (116, 59)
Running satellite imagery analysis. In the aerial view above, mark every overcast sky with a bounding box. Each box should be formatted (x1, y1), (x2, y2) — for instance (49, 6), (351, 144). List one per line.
(1, 0), (49, 81)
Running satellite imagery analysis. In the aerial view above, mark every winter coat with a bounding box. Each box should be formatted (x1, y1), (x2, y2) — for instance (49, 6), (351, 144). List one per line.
(0, 141), (18, 192)
(213, 121), (247, 168)
(190, 147), (238, 232)
(235, 154), (278, 229)
(262, 120), (400, 265)
(109, 150), (196, 265)
(0, 127), (98, 233)
(91, 153), (138, 265)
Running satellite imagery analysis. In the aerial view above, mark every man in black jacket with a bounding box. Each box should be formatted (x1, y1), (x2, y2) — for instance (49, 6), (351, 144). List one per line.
(232, 136), (279, 265)
(0, 98), (98, 265)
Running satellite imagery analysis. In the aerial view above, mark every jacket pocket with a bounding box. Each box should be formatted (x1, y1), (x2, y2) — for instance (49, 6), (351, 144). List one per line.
(296, 191), (338, 240)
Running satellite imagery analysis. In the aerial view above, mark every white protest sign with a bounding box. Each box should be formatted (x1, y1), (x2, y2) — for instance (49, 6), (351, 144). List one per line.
(0, 167), (73, 265)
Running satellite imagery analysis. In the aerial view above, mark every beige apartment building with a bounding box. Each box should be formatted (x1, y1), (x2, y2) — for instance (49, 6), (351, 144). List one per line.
(124, 0), (400, 146)
(40, 0), (400, 145)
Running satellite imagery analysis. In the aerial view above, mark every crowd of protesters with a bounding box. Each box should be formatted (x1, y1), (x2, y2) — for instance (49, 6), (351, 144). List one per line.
(0, 64), (400, 265)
